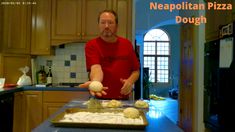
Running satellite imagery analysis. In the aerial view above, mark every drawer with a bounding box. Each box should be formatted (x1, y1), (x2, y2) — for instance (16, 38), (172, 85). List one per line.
(43, 91), (90, 102)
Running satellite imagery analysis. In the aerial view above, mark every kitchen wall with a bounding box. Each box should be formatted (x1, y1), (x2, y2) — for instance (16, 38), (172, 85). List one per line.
(35, 43), (88, 84)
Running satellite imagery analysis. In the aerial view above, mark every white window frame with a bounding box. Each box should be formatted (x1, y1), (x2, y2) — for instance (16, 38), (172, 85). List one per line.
(143, 29), (171, 84)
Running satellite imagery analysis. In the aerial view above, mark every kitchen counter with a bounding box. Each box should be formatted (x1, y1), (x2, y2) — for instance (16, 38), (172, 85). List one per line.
(32, 99), (183, 132)
(0, 85), (89, 96)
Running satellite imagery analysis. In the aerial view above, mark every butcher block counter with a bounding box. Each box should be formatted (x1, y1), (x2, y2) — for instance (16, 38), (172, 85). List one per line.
(32, 99), (183, 132)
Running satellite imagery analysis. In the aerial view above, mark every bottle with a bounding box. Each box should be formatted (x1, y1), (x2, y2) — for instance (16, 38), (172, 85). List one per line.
(47, 67), (53, 84)
(37, 65), (46, 84)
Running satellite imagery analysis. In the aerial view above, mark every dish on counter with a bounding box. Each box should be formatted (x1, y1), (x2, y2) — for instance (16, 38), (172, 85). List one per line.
(4, 84), (18, 88)
(51, 108), (148, 129)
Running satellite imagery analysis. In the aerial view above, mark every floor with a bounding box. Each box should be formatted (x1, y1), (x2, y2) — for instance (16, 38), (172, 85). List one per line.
(150, 97), (178, 124)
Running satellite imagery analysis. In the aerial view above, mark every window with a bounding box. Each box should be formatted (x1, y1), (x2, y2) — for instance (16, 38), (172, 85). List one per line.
(143, 29), (170, 83)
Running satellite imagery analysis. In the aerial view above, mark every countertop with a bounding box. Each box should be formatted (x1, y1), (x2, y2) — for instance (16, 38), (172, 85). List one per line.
(32, 99), (183, 132)
(0, 85), (89, 96)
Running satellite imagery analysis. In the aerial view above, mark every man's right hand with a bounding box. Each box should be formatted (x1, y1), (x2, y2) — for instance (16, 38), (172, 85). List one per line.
(77, 81), (108, 97)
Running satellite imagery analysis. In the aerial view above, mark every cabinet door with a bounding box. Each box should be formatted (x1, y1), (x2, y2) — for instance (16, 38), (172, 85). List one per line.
(13, 92), (25, 132)
(51, 0), (82, 45)
(13, 91), (42, 132)
(31, 0), (54, 55)
(112, 0), (132, 41)
(2, 0), (31, 54)
(0, 54), (3, 77)
(42, 102), (66, 120)
(0, 4), (2, 52)
(81, 0), (112, 41)
(1, 54), (31, 84)
(43, 91), (90, 120)
(24, 91), (43, 132)
(206, 1), (233, 41)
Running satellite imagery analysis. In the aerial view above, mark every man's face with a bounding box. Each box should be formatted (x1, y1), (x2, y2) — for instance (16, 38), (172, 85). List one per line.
(98, 12), (118, 38)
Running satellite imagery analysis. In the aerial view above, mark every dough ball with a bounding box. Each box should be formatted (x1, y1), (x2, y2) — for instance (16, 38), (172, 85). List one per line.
(107, 99), (123, 108)
(134, 100), (149, 108)
(88, 81), (103, 92)
(123, 107), (140, 119)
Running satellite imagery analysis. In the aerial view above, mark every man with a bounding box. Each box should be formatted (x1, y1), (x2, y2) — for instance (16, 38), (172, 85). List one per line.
(79, 10), (140, 100)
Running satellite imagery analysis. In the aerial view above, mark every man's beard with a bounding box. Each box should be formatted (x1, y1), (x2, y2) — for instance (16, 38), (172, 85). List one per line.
(101, 29), (114, 37)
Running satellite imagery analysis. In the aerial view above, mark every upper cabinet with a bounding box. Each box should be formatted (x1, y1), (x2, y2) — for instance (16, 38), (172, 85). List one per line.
(113, 0), (132, 41)
(0, 3), (3, 53)
(51, 0), (83, 45)
(205, 0), (233, 41)
(31, 0), (54, 55)
(2, 0), (31, 54)
(51, 0), (132, 46)
(233, 0), (235, 21)
(1, 0), (133, 54)
(51, 0), (112, 46)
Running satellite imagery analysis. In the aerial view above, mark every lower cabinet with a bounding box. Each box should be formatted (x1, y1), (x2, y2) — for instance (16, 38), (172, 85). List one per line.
(13, 91), (42, 132)
(43, 91), (90, 120)
(13, 90), (89, 132)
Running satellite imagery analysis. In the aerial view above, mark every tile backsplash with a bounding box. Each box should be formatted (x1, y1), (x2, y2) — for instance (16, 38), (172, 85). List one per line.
(35, 43), (88, 84)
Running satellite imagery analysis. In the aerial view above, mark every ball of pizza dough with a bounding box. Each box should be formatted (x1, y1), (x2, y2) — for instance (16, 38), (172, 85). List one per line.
(106, 99), (123, 108)
(88, 81), (103, 92)
(123, 107), (140, 119)
(134, 100), (149, 108)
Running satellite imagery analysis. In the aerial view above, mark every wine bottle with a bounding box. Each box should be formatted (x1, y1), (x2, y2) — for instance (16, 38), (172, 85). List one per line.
(37, 65), (46, 84)
(47, 67), (53, 84)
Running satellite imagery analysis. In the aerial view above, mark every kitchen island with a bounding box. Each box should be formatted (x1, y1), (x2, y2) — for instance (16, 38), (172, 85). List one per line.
(0, 85), (90, 132)
(33, 99), (183, 132)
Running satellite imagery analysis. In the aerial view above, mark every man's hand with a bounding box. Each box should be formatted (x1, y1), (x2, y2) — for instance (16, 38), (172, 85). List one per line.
(77, 81), (108, 97)
(120, 78), (133, 95)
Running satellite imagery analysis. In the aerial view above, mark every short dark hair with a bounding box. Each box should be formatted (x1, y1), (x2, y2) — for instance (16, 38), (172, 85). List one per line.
(98, 9), (118, 24)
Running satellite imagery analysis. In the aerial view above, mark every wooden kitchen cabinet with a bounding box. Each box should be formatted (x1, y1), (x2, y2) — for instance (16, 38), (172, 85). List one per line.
(13, 92), (25, 132)
(42, 91), (90, 120)
(113, 0), (133, 41)
(31, 0), (54, 55)
(206, 1), (233, 41)
(0, 3), (3, 53)
(2, 0), (31, 54)
(0, 54), (31, 83)
(51, 0), (82, 45)
(13, 90), (89, 132)
(232, 1), (235, 21)
(51, 0), (112, 46)
(0, 54), (3, 78)
(13, 91), (43, 132)
(24, 91), (43, 132)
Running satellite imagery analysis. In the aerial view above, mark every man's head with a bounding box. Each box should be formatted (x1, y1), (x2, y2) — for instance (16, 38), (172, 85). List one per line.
(98, 10), (118, 40)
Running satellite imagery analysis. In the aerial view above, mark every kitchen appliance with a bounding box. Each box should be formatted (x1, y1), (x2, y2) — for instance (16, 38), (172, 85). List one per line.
(204, 22), (235, 131)
(0, 93), (14, 132)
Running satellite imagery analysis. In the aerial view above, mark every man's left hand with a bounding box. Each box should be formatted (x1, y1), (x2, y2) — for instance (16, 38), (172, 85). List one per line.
(120, 78), (133, 95)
